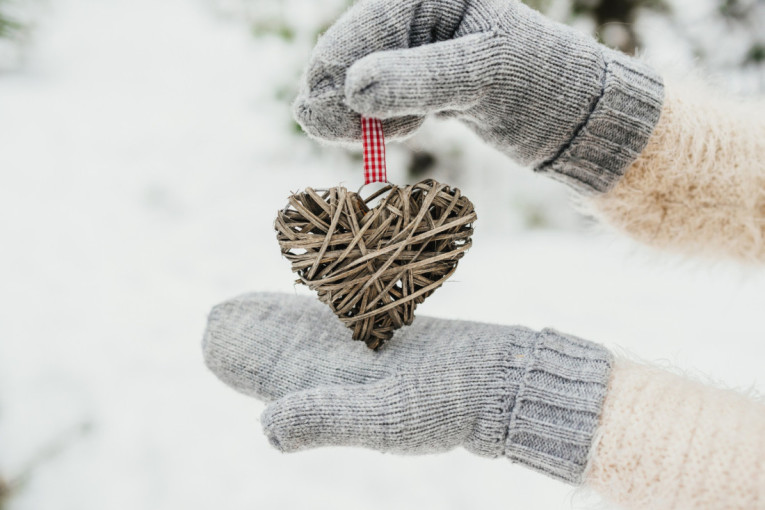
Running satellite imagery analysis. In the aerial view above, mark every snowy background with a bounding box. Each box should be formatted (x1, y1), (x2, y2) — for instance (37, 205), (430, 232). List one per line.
(1, 0), (764, 509)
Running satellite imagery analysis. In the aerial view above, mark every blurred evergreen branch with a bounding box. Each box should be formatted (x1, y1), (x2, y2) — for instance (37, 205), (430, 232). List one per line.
(719, 0), (751, 20)
(407, 151), (437, 180)
(0, 421), (92, 510)
(251, 20), (295, 41)
(746, 43), (765, 65)
(550, 0), (763, 90)
(0, 476), (9, 510)
(246, 0), (352, 44)
(568, 0), (671, 54)
(522, 0), (554, 14)
(0, 1), (23, 40)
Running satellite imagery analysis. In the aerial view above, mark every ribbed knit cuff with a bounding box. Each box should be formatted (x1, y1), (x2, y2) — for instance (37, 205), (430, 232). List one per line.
(504, 328), (613, 484)
(536, 48), (665, 195)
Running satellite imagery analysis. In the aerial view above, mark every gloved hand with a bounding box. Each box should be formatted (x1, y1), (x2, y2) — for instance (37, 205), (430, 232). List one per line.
(293, 0), (664, 194)
(203, 292), (613, 484)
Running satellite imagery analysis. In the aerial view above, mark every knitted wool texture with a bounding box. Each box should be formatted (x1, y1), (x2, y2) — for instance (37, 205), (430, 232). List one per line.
(586, 84), (765, 262)
(586, 360), (765, 509)
(203, 292), (613, 484)
(293, 0), (664, 194)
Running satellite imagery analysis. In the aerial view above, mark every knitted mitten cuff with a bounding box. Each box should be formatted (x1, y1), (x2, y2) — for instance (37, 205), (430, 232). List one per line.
(535, 48), (665, 194)
(504, 328), (613, 483)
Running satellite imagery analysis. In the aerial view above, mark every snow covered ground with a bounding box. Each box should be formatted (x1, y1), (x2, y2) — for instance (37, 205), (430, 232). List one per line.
(1, 0), (764, 509)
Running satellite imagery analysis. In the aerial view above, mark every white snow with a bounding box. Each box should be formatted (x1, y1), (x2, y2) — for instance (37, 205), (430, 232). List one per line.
(0, 0), (763, 509)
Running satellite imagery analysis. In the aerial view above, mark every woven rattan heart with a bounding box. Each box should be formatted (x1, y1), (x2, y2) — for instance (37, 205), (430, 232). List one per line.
(275, 179), (477, 349)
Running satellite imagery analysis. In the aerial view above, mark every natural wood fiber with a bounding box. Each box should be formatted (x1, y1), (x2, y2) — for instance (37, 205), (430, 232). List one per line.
(275, 179), (477, 349)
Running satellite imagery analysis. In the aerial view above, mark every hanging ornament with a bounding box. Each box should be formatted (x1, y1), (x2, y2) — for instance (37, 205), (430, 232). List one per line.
(275, 117), (477, 349)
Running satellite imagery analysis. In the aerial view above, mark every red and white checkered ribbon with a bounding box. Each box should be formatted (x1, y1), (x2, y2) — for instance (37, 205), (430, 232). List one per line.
(361, 117), (387, 185)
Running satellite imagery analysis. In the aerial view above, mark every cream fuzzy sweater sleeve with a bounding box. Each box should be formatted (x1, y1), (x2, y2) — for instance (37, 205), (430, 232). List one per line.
(586, 84), (765, 262)
(585, 360), (765, 509)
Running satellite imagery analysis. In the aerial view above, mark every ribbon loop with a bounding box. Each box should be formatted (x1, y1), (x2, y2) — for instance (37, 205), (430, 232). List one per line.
(361, 117), (387, 185)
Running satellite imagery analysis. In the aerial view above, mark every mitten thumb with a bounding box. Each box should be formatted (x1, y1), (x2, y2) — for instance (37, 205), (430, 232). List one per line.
(261, 376), (407, 453)
(345, 33), (497, 118)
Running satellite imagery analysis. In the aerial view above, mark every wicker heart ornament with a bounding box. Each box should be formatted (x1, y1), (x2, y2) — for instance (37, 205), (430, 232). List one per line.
(275, 179), (477, 349)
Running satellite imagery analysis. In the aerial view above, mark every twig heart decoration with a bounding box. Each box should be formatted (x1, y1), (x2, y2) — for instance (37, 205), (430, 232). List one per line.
(274, 179), (477, 349)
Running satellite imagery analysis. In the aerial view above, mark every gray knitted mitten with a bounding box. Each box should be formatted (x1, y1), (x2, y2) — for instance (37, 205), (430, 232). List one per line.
(294, 0), (664, 193)
(203, 292), (613, 484)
